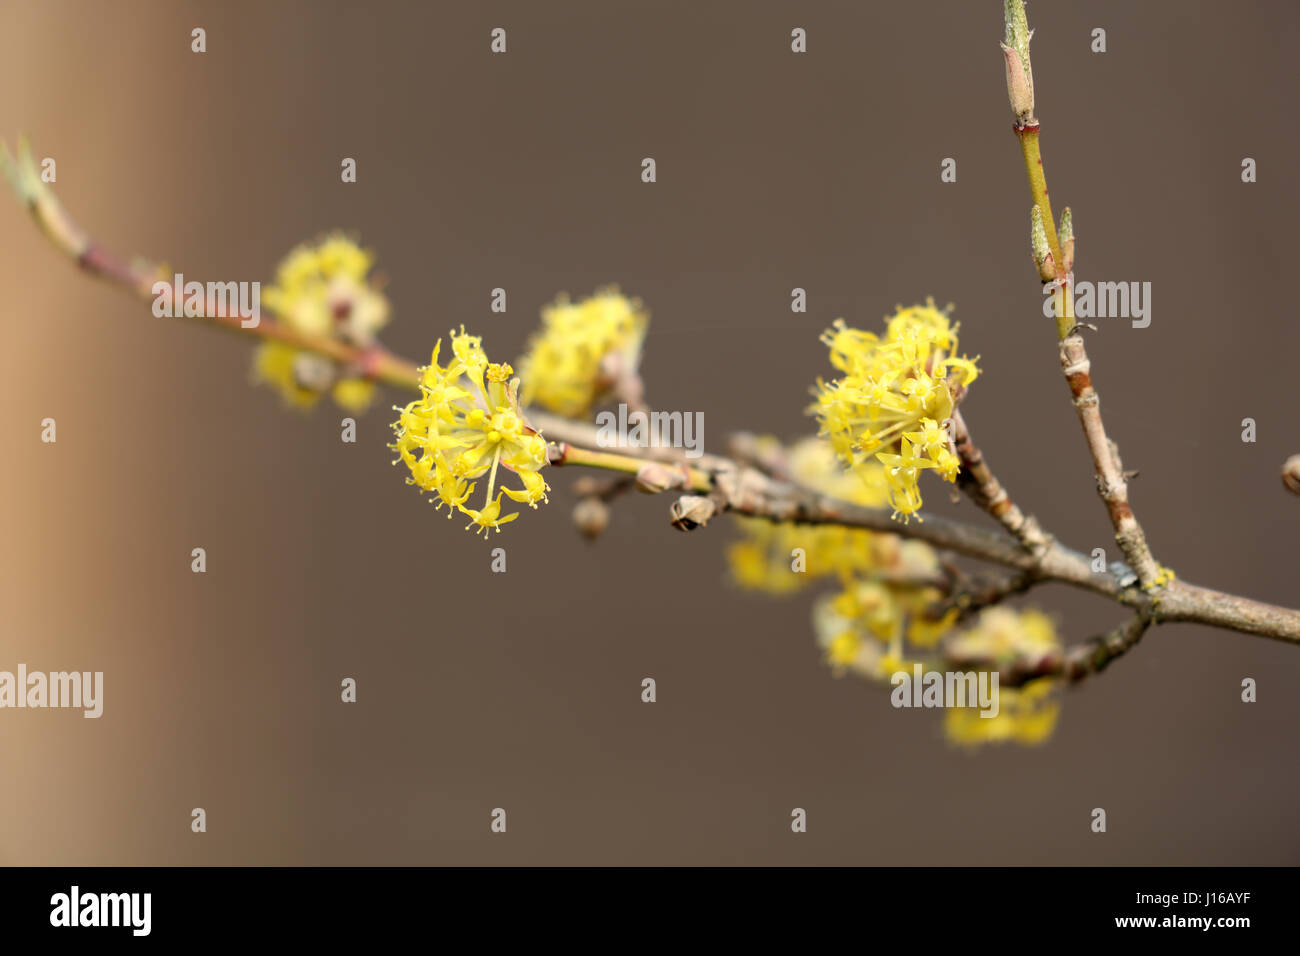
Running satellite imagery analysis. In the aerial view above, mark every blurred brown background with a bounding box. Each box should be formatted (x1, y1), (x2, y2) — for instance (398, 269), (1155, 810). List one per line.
(1, 0), (1297, 865)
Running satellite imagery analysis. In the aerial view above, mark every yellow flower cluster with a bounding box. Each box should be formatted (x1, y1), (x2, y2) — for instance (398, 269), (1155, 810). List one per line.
(517, 288), (648, 417)
(942, 608), (1063, 746)
(728, 438), (891, 592)
(811, 541), (959, 680)
(255, 234), (391, 412)
(725, 436), (961, 677)
(943, 606), (1060, 672)
(391, 328), (550, 536)
(811, 301), (979, 520)
(944, 677), (1061, 747)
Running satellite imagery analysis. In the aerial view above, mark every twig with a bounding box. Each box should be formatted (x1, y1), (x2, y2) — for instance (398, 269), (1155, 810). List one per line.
(945, 614), (1150, 688)
(927, 569), (1036, 624)
(8, 136), (1300, 649)
(693, 466), (1300, 644)
(1057, 333), (1162, 586)
(948, 408), (1051, 557)
(1059, 615), (1151, 683)
(1007, 12), (1163, 590)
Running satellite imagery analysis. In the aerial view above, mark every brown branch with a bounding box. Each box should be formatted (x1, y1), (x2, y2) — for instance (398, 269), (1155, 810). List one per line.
(685, 464), (1300, 645)
(946, 614), (1151, 688)
(1058, 333), (1162, 585)
(949, 408), (1052, 558)
(927, 568), (1036, 624)
(1059, 615), (1151, 683)
(9, 135), (1300, 651)
(1005, 8), (1163, 589)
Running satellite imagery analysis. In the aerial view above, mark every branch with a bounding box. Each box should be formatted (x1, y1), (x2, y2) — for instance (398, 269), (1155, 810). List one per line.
(949, 408), (1051, 557)
(927, 567), (1036, 624)
(1005, 7), (1163, 589)
(8, 135), (1300, 648)
(946, 613), (1151, 688)
(1056, 332), (1163, 587)
(686, 463), (1300, 645)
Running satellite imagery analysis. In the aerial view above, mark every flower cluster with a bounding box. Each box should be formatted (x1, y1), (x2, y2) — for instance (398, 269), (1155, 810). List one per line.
(944, 677), (1061, 747)
(517, 288), (648, 417)
(941, 608), (1062, 746)
(724, 436), (959, 675)
(724, 434), (1065, 746)
(391, 328), (550, 536)
(254, 234), (390, 412)
(811, 540), (959, 679)
(811, 301), (979, 520)
(943, 606), (1060, 674)
(728, 437), (892, 592)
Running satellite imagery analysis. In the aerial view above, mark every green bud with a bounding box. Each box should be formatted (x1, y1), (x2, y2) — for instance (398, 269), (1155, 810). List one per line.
(1058, 207), (1074, 245)
(1031, 205), (1053, 279)
(1059, 207), (1075, 273)
(1001, 0), (1035, 122)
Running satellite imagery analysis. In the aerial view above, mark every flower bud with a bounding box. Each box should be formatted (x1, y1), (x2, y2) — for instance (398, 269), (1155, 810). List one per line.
(292, 353), (336, 391)
(572, 496), (611, 539)
(1030, 205), (1055, 281)
(1058, 207), (1075, 273)
(1283, 455), (1300, 495)
(635, 463), (686, 495)
(1001, 0), (1035, 122)
(670, 494), (718, 531)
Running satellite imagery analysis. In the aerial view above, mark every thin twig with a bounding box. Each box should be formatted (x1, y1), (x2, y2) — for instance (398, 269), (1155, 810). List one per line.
(945, 614), (1151, 688)
(1059, 615), (1151, 683)
(949, 408), (1051, 557)
(1006, 7), (1163, 590)
(926, 569), (1036, 624)
(1057, 332), (1162, 586)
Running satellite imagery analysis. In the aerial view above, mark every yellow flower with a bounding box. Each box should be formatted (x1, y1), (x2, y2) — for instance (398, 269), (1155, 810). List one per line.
(725, 436), (961, 655)
(255, 234), (390, 412)
(812, 576), (954, 681)
(811, 300), (978, 521)
(263, 233), (389, 346)
(727, 437), (893, 593)
(253, 341), (326, 410)
(787, 435), (890, 507)
(944, 606), (1060, 671)
(813, 595), (887, 679)
(944, 677), (1062, 747)
(727, 519), (894, 594)
(517, 287), (648, 417)
(728, 520), (823, 594)
(942, 609), (1064, 747)
(814, 593), (925, 683)
(391, 328), (550, 536)
(332, 378), (377, 413)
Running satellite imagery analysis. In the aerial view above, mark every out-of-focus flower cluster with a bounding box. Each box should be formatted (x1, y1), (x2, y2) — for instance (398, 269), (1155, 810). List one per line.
(810, 542), (959, 677)
(811, 301), (979, 521)
(728, 434), (1064, 746)
(728, 438), (891, 593)
(254, 234), (390, 412)
(518, 287), (648, 418)
(944, 675), (1061, 746)
(728, 435), (960, 668)
(944, 606), (1059, 674)
(941, 607), (1062, 746)
(391, 328), (550, 536)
